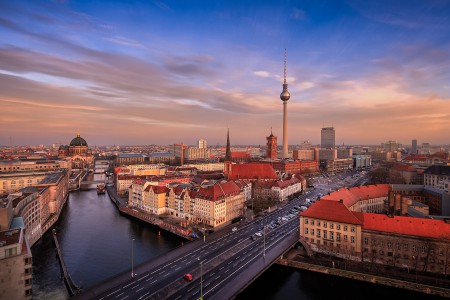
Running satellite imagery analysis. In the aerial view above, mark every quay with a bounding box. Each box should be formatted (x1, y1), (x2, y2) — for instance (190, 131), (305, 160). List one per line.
(52, 229), (82, 296)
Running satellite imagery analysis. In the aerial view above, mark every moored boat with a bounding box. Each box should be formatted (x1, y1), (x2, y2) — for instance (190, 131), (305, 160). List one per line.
(97, 184), (106, 194)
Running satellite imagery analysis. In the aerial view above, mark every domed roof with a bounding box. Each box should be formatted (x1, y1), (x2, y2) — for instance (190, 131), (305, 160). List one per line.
(70, 133), (88, 147)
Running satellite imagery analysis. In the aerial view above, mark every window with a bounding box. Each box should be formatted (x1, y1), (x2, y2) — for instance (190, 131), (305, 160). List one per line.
(412, 245), (417, 252)
(305, 218), (309, 224)
(317, 221), (321, 227)
(351, 226), (355, 232)
(330, 232), (334, 240)
(351, 236), (355, 243)
(404, 244), (409, 251)
(344, 235), (348, 242)
(311, 220), (315, 226)
(305, 228), (309, 234)
(421, 245), (426, 254)
(337, 233), (341, 242)
(330, 223), (334, 229)
(323, 231), (327, 239)
(344, 226), (348, 231)
(311, 229), (314, 236)
(317, 229), (321, 237)
(336, 225), (341, 230)
(388, 241), (392, 249)
(323, 222), (327, 228)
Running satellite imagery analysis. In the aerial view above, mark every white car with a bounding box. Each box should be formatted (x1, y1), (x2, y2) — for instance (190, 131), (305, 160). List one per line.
(255, 232), (262, 237)
(232, 227), (237, 232)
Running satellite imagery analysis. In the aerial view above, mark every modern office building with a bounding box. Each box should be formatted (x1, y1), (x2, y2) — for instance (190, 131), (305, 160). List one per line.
(198, 139), (207, 149)
(412, 139), (418, 154)
(321, 127), (335, 148)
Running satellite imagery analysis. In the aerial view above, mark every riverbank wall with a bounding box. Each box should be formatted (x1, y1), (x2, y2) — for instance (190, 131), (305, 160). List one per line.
(277, 258), (450, 298)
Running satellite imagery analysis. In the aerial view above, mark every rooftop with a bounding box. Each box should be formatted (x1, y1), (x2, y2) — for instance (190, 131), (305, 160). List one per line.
(300, 199), (364, 225)
(0, 228), (21, 248)
(363, 213), (450, 240)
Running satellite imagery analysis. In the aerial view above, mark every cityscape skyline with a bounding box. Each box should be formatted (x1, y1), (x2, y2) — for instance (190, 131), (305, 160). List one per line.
(1, 1), (450, 146)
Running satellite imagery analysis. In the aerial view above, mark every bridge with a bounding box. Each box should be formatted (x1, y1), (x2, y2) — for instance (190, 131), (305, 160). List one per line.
(72, 190), (319, 300)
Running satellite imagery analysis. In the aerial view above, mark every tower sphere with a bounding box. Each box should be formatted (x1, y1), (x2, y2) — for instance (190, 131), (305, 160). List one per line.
(280, 87), (290, 101)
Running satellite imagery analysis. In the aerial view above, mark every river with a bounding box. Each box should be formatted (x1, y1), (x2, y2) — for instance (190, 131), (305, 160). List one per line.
(31, 180), (444, 299)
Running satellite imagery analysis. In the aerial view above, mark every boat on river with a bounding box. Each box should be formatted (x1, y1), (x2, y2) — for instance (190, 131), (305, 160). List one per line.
(97, 184), (106, 195)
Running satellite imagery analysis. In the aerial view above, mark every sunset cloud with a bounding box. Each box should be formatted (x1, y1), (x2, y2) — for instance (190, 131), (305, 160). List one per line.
(1, 0), (449, 146)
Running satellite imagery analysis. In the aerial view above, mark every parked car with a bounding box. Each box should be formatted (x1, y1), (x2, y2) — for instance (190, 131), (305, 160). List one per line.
(183, 273), (193, 281)
(232, 227), (237, 232)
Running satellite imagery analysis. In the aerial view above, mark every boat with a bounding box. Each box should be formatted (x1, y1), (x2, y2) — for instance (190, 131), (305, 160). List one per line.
(97, 184), (106, 195)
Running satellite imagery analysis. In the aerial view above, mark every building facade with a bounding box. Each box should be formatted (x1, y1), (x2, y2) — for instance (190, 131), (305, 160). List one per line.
(321, 127), (335, 149)
(0, 228), (32, 300)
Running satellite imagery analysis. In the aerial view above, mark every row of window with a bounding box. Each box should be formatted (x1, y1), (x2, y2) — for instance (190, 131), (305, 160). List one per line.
(304, 228), (356, 243)
(304, 218), (355, 232)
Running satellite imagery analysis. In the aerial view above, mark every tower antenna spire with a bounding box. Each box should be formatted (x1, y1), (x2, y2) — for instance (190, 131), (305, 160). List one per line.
(284, 48), (287, 84)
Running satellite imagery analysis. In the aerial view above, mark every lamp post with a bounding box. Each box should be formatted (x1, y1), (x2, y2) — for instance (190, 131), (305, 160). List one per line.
(131, 238), (135, 278)
(252, 197), (254, 220)
(263, 221), (266, 258)
(200, 260), (203, 300)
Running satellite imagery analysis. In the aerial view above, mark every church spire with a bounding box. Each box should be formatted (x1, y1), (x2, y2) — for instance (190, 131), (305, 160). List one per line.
(225, 128), (231, 161)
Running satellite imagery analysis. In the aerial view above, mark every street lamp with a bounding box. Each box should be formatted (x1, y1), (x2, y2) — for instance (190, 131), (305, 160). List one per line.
(197, 258), (204, 300)
(252, 197), (254, 220)
(131, 238), (135, 278)
(263, 221), (266, 258)
(200, 260), (203, 300)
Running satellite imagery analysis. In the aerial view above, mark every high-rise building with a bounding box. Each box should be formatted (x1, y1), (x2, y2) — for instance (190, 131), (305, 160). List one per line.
(383, 140), (401, 152)
(198, 139), (207, 149)
(280, 50), (290, 159)
(421, 143), (431, 154)
(412, 139), (417, 154)
(266, 129), (277, 160)
(321, 127), (335, 148)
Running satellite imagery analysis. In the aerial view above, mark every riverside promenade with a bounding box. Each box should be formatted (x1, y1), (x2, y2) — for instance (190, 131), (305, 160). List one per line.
(106, 185), (195, 241)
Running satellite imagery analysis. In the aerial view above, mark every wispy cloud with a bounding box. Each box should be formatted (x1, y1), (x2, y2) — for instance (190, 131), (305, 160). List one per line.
(254, 71), (270, 77)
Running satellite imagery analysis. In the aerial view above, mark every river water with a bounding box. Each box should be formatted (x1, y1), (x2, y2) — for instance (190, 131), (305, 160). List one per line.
(31, 174), (444, 299)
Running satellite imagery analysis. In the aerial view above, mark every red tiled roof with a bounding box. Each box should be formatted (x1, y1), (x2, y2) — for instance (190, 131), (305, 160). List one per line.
(300, 200), (364, 225)
(152, 185), (168, 194)
(228, 163), (278, 180)
(231, 152), (251, 159)
(196, 181), (241, 201)
(363, 213), (450, 240)
(321, 184), (389, 207)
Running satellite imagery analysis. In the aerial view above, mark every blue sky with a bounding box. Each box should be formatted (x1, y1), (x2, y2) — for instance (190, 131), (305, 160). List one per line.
(1, 0), (450, 146)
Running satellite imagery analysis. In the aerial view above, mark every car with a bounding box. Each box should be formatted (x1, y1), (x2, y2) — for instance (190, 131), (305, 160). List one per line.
(232, 227), (237, 232)
(183, 273), (193, 281)
(255, 232), (262, 237)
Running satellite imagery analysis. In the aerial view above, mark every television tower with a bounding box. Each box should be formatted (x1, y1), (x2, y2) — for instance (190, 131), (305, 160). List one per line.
(280, 49), (290, 159)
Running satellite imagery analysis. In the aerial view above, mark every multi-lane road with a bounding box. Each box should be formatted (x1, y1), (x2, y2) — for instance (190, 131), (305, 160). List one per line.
(76, 171), (368, 300)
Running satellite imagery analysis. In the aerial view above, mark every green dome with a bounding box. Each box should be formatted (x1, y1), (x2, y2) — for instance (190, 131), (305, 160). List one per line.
(70, 134), (88, 147)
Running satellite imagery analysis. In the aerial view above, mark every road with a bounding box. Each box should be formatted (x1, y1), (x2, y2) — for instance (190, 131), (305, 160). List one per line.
(77, 170), (369, 300)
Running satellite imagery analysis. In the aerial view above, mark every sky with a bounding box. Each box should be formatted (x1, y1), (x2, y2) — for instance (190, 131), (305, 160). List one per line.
(1, 0), (450, 147)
